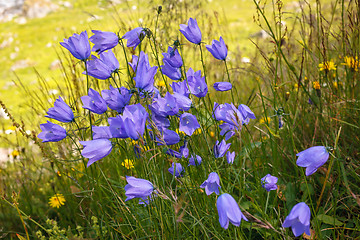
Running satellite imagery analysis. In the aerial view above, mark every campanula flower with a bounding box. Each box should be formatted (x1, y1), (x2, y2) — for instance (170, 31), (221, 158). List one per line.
(124, 176), (155, 204)
(120, 104), (149, 140)
(206, 36), (228, 60)
(282, 202), (311, 237)
(122, 27), (147, 49)
(179, 113), (200, 136)
(161, 62), (182, 80)
(92, 126), (112, 139)
(108, 115), (128, 139)
(81, 88), (108, 114)
(188, 154), (202, 166)
(217, 193), (248, 229)
(214, 139), (231, 158)
(158, 128), (180, 145)
(90, 30), (119, 53)
(162, 46), (183, 68)
(172, 92), (192, 111)
(171, 80), (190, 97)
(219, 123), (236, 140)
(186, 68), (207, 98)
(226, 151), (235, 164)
(179, 140), (189, 158)
(213, 102), (243, 128)
(213, 82), (232, 91)
(84, 50), (119, 80)
(200, 172), (221, 195)
(296, 146), (330, 176)
(149, 93), (179, 117)
(38, 121), (67, 142)
(151, 113), (170, 131)
(238, 104), (256, 125)
(166, 148), (182, 158)
(179, 18), (202, 44)
(101, 85), (132, 113)
(261, 174), (278, 191)
(45, 96), (74, 123)
(168, 162), (184, 177)
(133, 51), (158, 93)
(79, 139), (113, 167)
(60, 31), (91, 60)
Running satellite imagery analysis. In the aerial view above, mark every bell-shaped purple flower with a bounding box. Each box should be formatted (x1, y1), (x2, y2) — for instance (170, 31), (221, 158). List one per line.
(101, 85), (132, 113)
(122, 27), (146, 49)
(282, 202), (311, 237)
(168, 162), (184, 177)
(172, 92), (192, 112)
(108, 115), (128, 138)
(200, 172), (221, 195)
(217, 193), (248, 229)
(296, 146), (330, 176)
(179, 113), (200, 136)
(45, 96), (74, 123)
(133, 51), (158, 93)
(90, 30), (119, 53)
(60, 31), (91, 60)
(149, 93), (179, 117)
(121, 104), (149, 140)
(179, 18), (202, 44)
(158, 128), (180, 145)
(213, 82), (232, 91)
(219, 123), (236, 141)
(226, 151), (235, 164)
(125, 176), (155, 204)
(179, 140), (189, 158)
(186, 68), (207, 98)
(188, 154), (202, 166)
(171, 80), (190, 97)
(92, 126), (112, 139)
(38, 121), (67, 142)
(238, 104), (256, 125)
(214, 139), (231, 158)
(84, 50), (119, 80)
(166, 148), (182, 158)
(213, 102), (243, 128)
(261, 174), (278, 191)
(206, 36), (228, 60)
(162, 46), (183, 68)
(161, 62), (182, 80)
(79, 139), (113, 167)
(81, 88), (108, 114)
(151, 114), (170, 131)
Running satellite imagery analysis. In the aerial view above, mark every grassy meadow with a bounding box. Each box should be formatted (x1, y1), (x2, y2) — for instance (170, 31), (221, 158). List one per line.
(0, 0), (360, 239)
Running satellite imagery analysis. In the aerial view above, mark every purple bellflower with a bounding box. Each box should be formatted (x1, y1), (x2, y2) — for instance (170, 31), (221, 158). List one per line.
(179, 140), (189, 158)
(90, 30), (119, 53)
(214, 139), (231, 158)
(179, 18), (202, 44)
(238, 104), (256, 125)
(179, 113), (200, 136)
(92, 126), (112, 139)
(162, 46), (183, 68)
(60, 31), (91, 60)
(213, 102), (243, 128)
(213, 82), (232, 91)
(79, 139), (113, 167)
(119, 104), (149, 140)
(125, 176), (155, 205)
(186, 68), (207, 98)
(200, 172), (221, 195)
(219, 123), (236, 141)
(171, 80), (190, 97)
(46, 96), (74, 123)
(122, 27), (147, 49)
(166, 148), (182, 158)
(158, 128), (180, 145)
(206, 36), (228, 60)
(261, 174), (278, 192)
(84, 50), (119, 80)
(150, 113), (170, 131)
(38, 121), (67, 142)
(161, 62), (182, 80)
(296, 146), (330, 176)
(188, 154), (202, 166)
(149, 93), (179, 117)
(101, 85), (132, 113)
(133, 51), (158, 93)
(81, 88), (108, 114)
(217, 193), (248, 229)
(282, 202), (311, 237)
(226, 151), (235, 164)
(168, 162), (184, 177)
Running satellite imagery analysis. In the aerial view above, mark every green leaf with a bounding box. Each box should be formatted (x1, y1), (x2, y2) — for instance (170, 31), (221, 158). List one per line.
(317, 214), (343, 226)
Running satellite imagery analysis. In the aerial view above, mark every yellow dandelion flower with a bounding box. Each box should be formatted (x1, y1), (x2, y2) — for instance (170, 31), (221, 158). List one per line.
(49, 194), (66, 208)
(11, 150), (19, 158)
(319, 60), (336, 71)
(209, 131), (215, 137)
(312, 81), (320, 90)
(122, 159), (134, 169)
(259, 117), (271, 124)
(342, 56), (358, 71)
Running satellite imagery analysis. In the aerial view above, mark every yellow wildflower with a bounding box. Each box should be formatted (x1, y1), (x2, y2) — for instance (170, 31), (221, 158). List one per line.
(175, 129), (185, 135)
(209, 131), (215, 137)
(122, 159), (134, 169)
(319, 60), (337, 71)
(157, 80), (166, 87)
(342, 56), (358, 71)
(11, 150), (19, 158)
(49, 194), (66, 208)
(194, 128), (202, 135)
(333, 81), (338, 89)
(57, 171), (61, 177)
(9, 126), (17, 131)
(312, 81), (320, 90)
(259, 117), (271, 124)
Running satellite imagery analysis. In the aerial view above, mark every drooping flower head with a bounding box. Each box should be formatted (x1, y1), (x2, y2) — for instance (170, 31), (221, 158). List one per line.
(282, 202), (311, 237)
(179, 113), (200, 136)
(162, 46), (183, 68)
(81, 88), (108, 114)
(157, 128), (180, 146)
(213, 82), (232, 92)
(161, 61), (182, 80)
(206, 36), (228, 60)
(45, 96), (74, 123)
(84, 50), (119, 80)
(226, 151), (235, 164)
(217, 193), (248, 229)
(92, 126), (112, 139)
(133, 51), (158, 93)
(188, 154), (202, 166)
(90, 30), (119, 53)
(261, 174), (278, 192)
(213, 102), (243, 128)
(296, 146), (330, 176)
(168, 162), (184, 177)
(124, 176), (155, 205)
(200, 172), (221, 195)
(213, 139), (231, 158)
(238, 104), (256, 125)
(186, 68), (207, 98)
(171, 80), (190, 97)
(38, 121), (67, 143)
(122, 27), (147, 49)
(79, 139), (113, 167)
(180, 18), (202, 44)
(101, 85), (132, 113)
(60, 31), (91, 60)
